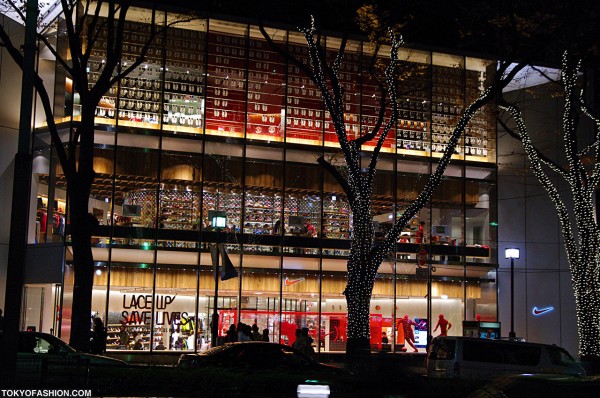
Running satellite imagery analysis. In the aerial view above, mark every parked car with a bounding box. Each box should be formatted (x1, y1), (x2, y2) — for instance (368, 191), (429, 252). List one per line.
(178, 341), (344, 374)
(13, 331), (126, 385)
(179, 342), (349, 396)
(427, 336), (586, 380)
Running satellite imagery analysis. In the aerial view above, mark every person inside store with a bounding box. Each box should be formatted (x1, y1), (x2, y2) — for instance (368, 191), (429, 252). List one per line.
(173, 336), (185, 350)
(416, 221), (426, 244)
(381, 331), (389, 344)
(272, 220), (283, 253)
(293, 328), (315, 358)
(132, 331), (143, 350)
(306, 220), (317, 237)
(292, 328), (307, 351)
(90, 317), (107, 354)
(434, 313), (452, 336)
(261, 328), (270, 342)
(154, 339), (166, 350)
(400, 315), (419, 353)
(301, 327), (313, 345)
(251, 323), (261, 340)
(301, 327), (316, 358)
(273, 219), (282, 235)
(119, 323), (130, 349)
(225, 324), (237, 343)
(238, 323), (252, 342)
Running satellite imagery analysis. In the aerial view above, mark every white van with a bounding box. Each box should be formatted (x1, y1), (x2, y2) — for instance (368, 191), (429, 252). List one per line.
(427, 336), (585, 379)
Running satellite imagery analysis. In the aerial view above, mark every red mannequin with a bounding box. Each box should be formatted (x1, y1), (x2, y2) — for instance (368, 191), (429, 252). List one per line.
(305, 220), (316, 237)
(416, 221), (426, 243)
(399, 315), (418, 352)
(434, 314), (452, 336)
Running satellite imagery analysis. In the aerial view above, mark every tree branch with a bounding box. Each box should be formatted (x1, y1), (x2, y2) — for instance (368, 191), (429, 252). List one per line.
(258, 22), (314, 79)
(366, 32), (402, 187)
(502, 100), (578, 267)
(5, 0), (26, 22)
(327, 34), (347, 120)
(497, 115), (568, 176)
(372, 61), (526, 264)
(561, 55), (587, 189)
(530, 65), (561, 86)
(37, 33), (74, 77)
(353, 84), (386, 147)
(60, 0), (85, 91)
(354, 39), (399, 148)
(579, 98), (600, 188)
(82, 0), (106, 63)
(317, 156), (354, 202)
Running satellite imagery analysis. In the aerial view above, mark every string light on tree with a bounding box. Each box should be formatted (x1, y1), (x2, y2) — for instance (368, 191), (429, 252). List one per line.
(500, 51), (600, 359)
(259, 18), (524, 352)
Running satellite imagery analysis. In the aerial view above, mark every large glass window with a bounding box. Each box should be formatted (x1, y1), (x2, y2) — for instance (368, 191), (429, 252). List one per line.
(162, 19), (207, 136)
(202, 141), (243, 344)
(157, 137), (203, 250)
(114, 134), (160, 246)
(205, 21), (247, 139)
(154, 264), (198, 351)
(106, 263), (154, 350)
(319, 268), (347, 352)
(286, 32), (323, 145)
(244, 145), (283, 251)
(247, 27), (286, 143)
(32, 14), (503, 353)
(284, 149), (322, 255)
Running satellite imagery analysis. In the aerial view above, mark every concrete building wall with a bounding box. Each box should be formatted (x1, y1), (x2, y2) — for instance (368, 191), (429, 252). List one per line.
(498, 81), (580, 356)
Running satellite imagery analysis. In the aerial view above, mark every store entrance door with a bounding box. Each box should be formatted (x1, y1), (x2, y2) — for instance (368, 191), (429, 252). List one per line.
(22, 283), (61, 335)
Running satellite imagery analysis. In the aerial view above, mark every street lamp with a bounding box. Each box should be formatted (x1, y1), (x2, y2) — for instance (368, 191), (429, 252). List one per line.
(505, 248), (520, 339)
(209, 210), (227, 347)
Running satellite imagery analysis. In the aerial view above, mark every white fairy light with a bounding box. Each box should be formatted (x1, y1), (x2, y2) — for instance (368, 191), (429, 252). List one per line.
(294, 19), (518, 343)
(501, 51), (600, 358)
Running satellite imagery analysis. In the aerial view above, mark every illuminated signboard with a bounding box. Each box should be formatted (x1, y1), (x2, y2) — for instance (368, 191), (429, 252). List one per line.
(532, 306), (555, 316)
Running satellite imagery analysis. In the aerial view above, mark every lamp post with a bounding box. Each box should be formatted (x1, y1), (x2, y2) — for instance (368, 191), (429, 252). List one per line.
(210, 210), (227, 347)
(505, 248), (520, 339)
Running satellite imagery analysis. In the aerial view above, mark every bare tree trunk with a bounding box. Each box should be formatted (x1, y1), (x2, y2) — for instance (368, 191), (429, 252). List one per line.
(69, 189), (95, 352)
(67, 105), (97, 352)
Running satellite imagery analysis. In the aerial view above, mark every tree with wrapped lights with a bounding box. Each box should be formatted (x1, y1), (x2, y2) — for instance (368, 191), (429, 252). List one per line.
(263, 19), (524, 354)
(0, 0), (192, 353)
(499, 54), (600, 362)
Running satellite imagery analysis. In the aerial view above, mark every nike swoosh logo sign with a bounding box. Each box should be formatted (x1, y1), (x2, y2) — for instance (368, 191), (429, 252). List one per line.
(532, 306), (554, 316)
(284, 277), (305, 286)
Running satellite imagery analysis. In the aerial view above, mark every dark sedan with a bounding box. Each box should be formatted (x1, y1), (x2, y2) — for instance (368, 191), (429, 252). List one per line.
(178, 342), (349, 396)
(178, 341), (342, 374)
(14, 331), (126, 386)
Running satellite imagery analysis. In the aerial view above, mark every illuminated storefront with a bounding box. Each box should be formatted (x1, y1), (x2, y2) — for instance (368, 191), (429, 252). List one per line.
(29, 7), (499, 354)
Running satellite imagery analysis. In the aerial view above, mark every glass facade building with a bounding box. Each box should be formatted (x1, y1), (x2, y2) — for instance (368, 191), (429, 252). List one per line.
(29, 7), (499, 354)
